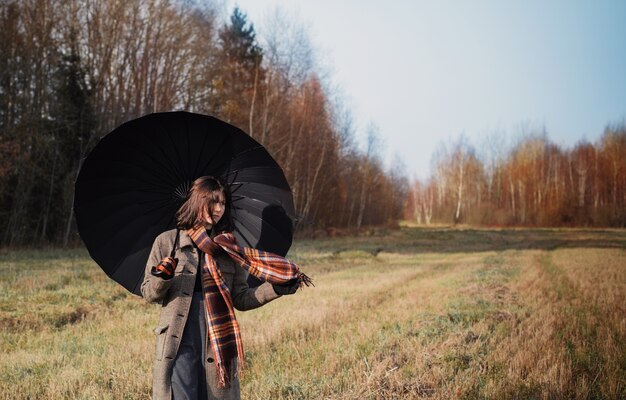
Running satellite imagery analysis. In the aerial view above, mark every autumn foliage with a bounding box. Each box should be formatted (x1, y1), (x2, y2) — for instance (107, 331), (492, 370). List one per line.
(0, 0), (407, 246)
(406, 126), (626, 227)
(1, 1), (623, 247)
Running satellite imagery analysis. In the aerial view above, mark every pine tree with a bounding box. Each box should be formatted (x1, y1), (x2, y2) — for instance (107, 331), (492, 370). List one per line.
(52, 37), (97, 245)
(211, 7), (265, 134)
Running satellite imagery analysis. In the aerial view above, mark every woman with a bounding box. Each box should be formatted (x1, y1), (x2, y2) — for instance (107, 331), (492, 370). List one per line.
(141, 176), (307, 400)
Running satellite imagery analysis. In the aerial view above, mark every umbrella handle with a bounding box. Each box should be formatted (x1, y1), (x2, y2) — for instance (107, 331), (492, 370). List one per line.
(170, 229), (180, 258)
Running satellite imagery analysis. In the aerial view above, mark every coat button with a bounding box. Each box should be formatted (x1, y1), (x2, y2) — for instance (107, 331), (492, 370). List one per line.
(207, 357), (214, 363)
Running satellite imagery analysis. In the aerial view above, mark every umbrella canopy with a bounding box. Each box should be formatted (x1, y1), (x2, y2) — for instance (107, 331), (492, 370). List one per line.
(74, 111), (295, 296)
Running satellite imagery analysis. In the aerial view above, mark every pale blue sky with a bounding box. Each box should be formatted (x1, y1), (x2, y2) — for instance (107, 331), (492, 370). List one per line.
(224, 0), (626, 179)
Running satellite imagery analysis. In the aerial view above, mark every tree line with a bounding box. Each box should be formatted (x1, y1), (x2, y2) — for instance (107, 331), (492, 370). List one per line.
(406, 125), (626, 227)
(0, 0), (407, 247)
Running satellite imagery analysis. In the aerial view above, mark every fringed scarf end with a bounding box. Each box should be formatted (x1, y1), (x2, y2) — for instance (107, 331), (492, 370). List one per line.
(216, 362), (228, 388)
(234, 355), (244, 381)
(297, 272), (314, 288)
(215, 356), (245, 389)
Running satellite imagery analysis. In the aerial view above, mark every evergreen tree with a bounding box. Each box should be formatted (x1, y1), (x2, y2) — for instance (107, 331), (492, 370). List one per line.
(211, 7), (265, 133)
(51, 38), (97, 244)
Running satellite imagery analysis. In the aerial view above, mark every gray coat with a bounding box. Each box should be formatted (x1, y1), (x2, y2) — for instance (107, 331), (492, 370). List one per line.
(141, 228), (280, 400)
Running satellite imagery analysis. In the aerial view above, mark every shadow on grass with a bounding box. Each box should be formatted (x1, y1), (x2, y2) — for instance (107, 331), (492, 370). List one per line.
(295, 226), (626, 255)
(1, 227), (624, 260)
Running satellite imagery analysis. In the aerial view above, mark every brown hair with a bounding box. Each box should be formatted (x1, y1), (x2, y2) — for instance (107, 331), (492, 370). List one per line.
(176, 176), (233, 232)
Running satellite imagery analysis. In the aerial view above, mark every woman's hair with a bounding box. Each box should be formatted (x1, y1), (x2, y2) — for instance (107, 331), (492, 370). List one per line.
(176, 176), (233, 232)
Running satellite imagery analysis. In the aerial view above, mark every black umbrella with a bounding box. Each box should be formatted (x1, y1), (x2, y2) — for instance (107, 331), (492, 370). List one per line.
(74, 111), (295, 296)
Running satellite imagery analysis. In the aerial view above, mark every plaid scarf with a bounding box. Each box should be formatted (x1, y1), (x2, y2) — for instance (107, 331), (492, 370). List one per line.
(186, 225), (312, 387)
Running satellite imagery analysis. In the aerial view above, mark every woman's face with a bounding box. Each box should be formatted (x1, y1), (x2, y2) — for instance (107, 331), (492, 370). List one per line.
(199, 191), (226, 227)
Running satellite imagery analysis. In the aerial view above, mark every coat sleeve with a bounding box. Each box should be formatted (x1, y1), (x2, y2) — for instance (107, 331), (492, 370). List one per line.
(230, 260), (280, 311)
(141, 235), (174, 304)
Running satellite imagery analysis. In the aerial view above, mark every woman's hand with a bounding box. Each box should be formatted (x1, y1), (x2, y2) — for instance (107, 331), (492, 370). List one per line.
(150, 256), (178, 280)
(272, 278), (299, 296)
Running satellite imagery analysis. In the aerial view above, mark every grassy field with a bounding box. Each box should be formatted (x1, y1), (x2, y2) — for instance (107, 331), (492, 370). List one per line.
(1, 227), (625, 399)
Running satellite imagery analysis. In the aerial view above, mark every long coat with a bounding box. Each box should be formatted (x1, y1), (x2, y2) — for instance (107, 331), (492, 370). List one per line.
(141, 228), (280, 400)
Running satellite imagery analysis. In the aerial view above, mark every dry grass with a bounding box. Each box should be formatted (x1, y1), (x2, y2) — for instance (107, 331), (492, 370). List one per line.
(1, 228), (624, 399)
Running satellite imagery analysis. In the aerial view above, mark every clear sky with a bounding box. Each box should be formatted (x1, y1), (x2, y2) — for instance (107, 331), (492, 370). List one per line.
(224, 0), (626, 179)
